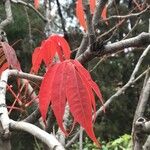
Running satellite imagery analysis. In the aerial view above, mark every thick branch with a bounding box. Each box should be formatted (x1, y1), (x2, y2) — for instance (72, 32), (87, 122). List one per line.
(77, 32), (150, 64)
(133, 77), (150, 150)
(10, 120), (65, 150)
(135, 118), (150, 134)
(6, 69), (43, 81)
(133, 70), (150, 125)
(0, 0), (13, 29)
(82, 0), (95, 49)
(0, 69), (65, 149)
(23, 108), (41, 123)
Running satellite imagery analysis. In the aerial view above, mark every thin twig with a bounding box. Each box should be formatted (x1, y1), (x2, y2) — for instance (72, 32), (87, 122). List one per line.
(55, 0), (68, 38)
(104, 5), (150, 21)
(11, 0), (47, 22)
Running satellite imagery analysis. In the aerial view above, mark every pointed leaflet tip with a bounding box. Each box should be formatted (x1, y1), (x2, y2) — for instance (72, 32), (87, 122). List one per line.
(39, 63), (60, 121)
(101, 5), (108, 25)
(0, 63), (9, 75)
(65, 61), (99, 145)
(50, 35), (71, 60)
(34, 0), (39, 9)
(50, 62), (68, 135)
(73, 60), (105, 110)
(76, 0), (87, 30)
(90, 0), (96, 14)
(41, 38), (57, 66)
(31, 47), (43, 74)
(40, 35), (71, 66)
(39, 59), (101, 145)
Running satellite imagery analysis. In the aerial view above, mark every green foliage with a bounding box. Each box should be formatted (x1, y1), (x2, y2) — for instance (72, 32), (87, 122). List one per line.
(103, 134), (132, 150)
(71, 134), (131, 150)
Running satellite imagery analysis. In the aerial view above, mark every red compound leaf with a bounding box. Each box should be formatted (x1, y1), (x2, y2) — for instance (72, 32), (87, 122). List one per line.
(0, 42), (21, 75)
(76, 0), (108, 30)
(39, 59), (104, 146)
(31, 35), (71, 74)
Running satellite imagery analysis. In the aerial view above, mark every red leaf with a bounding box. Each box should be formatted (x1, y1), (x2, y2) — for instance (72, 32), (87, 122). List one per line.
(51, 62), (68, 134)
(41, 35), (71, 65)
(39, 63), (60, 121)
(73, 60), (104, 106)
(0, 62), (9, 75)
(76, 69), (97, 122)
(76, 0), (109, 29)
(101, 5), (108, 25)
(31, 35), (71, 74)
(1, 42), (21, 70)
(34, 0), (39, 9)
(76, 0), (87, 30)
(39, 59), (103, 145)
(90, 0), (96, 14)
(41, 39), (57, 66)
(31, 47), (43, 73)
(65, 61), (99, 145)
(50, 35), (71, 60)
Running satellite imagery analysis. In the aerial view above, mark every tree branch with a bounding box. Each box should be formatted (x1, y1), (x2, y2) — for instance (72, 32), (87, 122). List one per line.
(0, 0), (13, 29)
(97, 45), (150, 116)
(10, 0), (47, 22)
(77, 32), (150, 64)
(133, 77), (150, 150)
(10, 120), (65, 150)
(55, 0), (68, 39)
(0, 69), (66, 149)
(104, 5), (150, 21)
(82, 0), (95, 51)
(92, 0), (108, 27)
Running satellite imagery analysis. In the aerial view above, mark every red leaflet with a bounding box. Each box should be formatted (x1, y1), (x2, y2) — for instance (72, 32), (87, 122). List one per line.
(76, 0), (108, 30)
(90, 0), (96, 14)
(0, 63), (9, 75)
(41, 39), (58, 66)
(31, 47), (43, 74)
(1, 42), (21, 71)
(73, 60), (104, 106)
(101, 5), (108, 25)
(49, 35), (71, 61)
(39, 59), (104, 146)
(39, 63), (60, 121)
(34, 0), (39, 9)
(76, 0), (87, 30)
(66, 62), (99, 145)
(75, 64), (97, 121)
(31, 35), (71, 74)
(51, 62), (67, 134)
